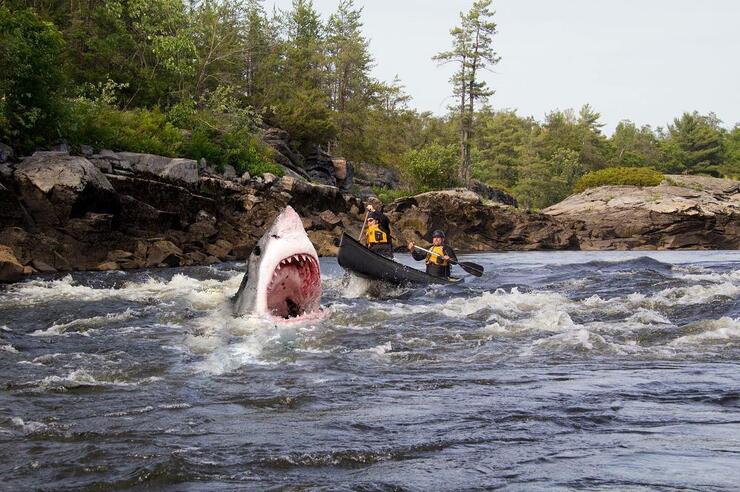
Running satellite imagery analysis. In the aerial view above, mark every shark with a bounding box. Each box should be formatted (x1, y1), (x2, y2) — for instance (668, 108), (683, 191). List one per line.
(233, 206), (322, 320)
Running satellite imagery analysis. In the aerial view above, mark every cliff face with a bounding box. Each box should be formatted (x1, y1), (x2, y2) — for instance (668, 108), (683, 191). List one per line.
(0, 150), (366, 281)
(385, 190), (577, 251)
(543, 175), (740, 250)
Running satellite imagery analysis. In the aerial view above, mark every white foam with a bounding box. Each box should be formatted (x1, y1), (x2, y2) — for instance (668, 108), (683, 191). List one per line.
(670, 317), (740, 346)
(1, 273), (242, 311)
(523, 328), (609, 355)
(1, 344), (18, 353)
(627, 308), (673, 325)
(11, 417), (47, 433)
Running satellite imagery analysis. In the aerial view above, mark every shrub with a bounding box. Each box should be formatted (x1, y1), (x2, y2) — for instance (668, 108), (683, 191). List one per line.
(372, 187), (411, 204)
(62, 100), (182, 156)
(573, 166), (663, 193)
(399, 143), (459, 191)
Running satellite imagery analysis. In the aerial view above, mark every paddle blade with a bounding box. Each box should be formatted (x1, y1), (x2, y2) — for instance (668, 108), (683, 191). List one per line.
(459, 261), (484, 277)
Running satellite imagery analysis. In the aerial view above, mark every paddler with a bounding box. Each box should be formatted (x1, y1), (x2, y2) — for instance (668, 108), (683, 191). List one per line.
(407, 230), (458, 278)
(363, 202), (394, 258)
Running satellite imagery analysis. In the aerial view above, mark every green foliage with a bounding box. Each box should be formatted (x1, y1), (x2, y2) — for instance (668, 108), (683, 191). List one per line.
(0, 7), (65, 152)
(573, 167), (663, 193)
(63, 99), (182, 156)
(372, 187), (410, 204)
(399, 143), (460, 191)
(660, 112), (727, 176)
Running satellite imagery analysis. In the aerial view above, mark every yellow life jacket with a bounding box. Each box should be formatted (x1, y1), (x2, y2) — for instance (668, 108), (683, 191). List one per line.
(426, 245), (449, 266)
(366, 223), (389, 244)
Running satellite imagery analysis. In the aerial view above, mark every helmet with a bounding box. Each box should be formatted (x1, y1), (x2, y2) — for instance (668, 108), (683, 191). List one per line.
(431, 229), (446, 238)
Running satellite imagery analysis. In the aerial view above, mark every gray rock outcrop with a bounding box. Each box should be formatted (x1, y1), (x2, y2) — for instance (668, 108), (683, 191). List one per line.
(543, 175), (739, 249)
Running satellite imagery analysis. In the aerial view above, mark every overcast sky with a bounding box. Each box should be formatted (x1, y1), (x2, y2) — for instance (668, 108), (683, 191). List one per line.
(268, 0), (740, 133)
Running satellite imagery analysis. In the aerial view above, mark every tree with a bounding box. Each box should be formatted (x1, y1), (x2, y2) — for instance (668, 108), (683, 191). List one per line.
(434, 0), (499, 186)
(661, 111), (726, 175)
(473, 108), (536, 187)
(0, 7), (65, 151)
(609, 120), (663, 168)
(271, 0), (335, 151)
(400, 143), (459, 191)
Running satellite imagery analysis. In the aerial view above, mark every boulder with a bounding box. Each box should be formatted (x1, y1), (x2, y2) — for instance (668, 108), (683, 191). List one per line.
(543, 175), (740, 250)
(145, 240), (183, 268)
(31, 259), (57, 273)
(117, 152), (199, 184)
(0, 143), (14, 164)
(386, 189), (578, 251)
(14, 153), (117, 226)
(352, 161), (400, 189)
(96, 261), (120, 271)
(205, 239), (233, 260)
(332, 158), (353, 191)
(0, 245), (24, 283)
(261, 128), (310, 179)
(304, 147), (337, 186)
(468, 179), (517, 207)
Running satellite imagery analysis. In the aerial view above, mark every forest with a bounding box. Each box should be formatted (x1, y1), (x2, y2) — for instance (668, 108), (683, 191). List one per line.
(1, 0), (738, 209)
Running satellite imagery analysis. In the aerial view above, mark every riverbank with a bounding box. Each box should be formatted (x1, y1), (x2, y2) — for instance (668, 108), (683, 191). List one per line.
(0, 149), (737, 282)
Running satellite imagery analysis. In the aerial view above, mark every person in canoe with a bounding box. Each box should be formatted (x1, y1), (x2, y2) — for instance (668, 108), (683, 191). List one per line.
(407, 230), (458, 278)
(363, 203), (394, 258)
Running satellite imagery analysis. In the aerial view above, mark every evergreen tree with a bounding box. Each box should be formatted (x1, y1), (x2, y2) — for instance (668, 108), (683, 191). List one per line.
(326, 0), (374, 156)
(435, 0), (499, 185)
(661, 112), (726, 175)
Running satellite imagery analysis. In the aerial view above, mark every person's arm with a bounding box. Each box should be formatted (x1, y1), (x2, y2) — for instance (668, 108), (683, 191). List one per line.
(408, 242), (427, 261)
(444, 245), (457, 263)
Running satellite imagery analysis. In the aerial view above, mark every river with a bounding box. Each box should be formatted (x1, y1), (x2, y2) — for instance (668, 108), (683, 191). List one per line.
(1, 251), (739, 490)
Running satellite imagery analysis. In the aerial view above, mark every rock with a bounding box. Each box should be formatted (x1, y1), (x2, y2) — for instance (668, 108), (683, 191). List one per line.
(261, 128), (310, 179)
(31, 259), (57, 273)
(50, 141), (70, 153)
(468, 179), (517, 207)
(96, 261), (120, 271)
(304, 147), (336, 186)
(0, 183), (29, 228)
(0, 143), (14, 164)
(543, 175), (740, 250)
(263, 172), (277, 185)
(223, 165), (237, 179)
(307, 230), (340, 256)
(64, 213), (114, 240)
(80, 145), (94, 157)
(145, 240), (183, 268)
(386, 189), (578, 251)
(205, 239), (233, 260)
(319, 210), (342, 227)
(107, 250), (133, 262)
(0, 245), (25, 283)
(14, 153), (117, 226)
(332, 158), (353, 191)
(352, 161), (400, 189)
(117, 152), (199, 184)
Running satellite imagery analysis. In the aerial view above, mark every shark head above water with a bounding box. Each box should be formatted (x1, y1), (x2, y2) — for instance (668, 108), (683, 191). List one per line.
(233, 206), (322, 320)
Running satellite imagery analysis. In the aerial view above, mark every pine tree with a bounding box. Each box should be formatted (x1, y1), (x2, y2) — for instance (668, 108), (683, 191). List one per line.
(435, 0), (499, 185)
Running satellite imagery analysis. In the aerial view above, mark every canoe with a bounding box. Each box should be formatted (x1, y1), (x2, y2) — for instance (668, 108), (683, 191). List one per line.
(337, 233), (462, 286)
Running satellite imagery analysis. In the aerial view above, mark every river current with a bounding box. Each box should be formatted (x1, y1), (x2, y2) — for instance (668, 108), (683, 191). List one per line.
(1, 251), (739, 490)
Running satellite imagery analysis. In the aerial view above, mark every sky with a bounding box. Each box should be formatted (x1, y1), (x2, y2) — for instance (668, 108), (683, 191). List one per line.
(268, 0), (740, 133)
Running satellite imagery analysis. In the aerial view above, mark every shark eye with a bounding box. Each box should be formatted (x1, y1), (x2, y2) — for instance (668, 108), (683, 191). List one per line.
(271, 234), (280, 239)
(253, 245), (261, 256)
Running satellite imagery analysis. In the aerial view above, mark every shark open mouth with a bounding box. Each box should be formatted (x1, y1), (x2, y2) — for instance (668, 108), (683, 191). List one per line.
(266, 253), (321, 319)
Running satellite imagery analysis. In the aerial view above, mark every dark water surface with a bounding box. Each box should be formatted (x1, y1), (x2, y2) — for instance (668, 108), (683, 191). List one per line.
(1, 251), (739, 490)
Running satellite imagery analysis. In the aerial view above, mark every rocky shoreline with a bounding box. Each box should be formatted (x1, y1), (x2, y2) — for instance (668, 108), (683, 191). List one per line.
(0, 148), (737, 283)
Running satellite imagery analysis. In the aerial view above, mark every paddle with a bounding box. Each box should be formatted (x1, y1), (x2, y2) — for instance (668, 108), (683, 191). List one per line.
(412, 245), (484, 277)
(357, 211), (369, 241)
